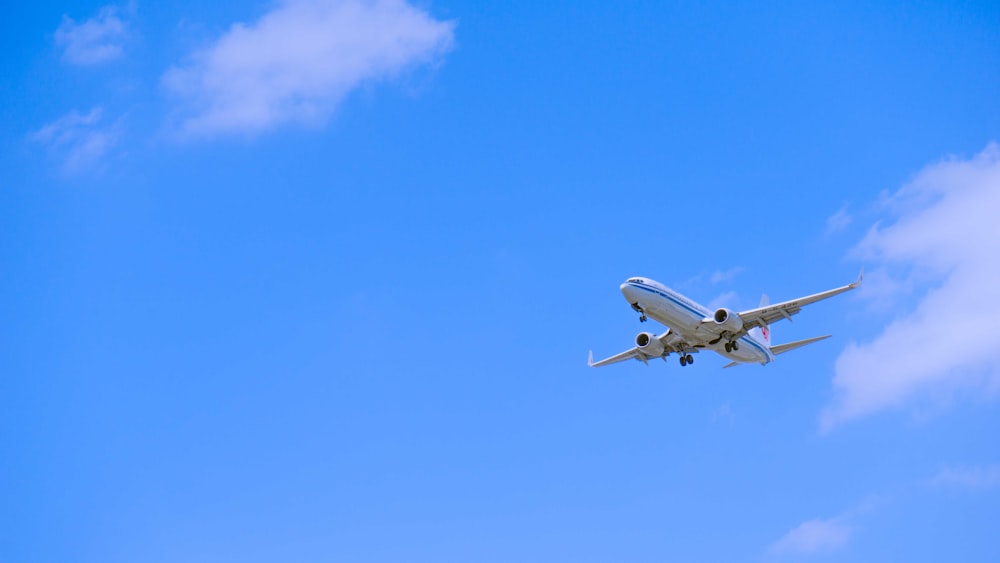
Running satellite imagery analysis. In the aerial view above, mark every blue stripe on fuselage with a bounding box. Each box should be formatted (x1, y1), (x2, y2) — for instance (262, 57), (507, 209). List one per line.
(630, 283), (707, 318)
(628, 282), (771, 362)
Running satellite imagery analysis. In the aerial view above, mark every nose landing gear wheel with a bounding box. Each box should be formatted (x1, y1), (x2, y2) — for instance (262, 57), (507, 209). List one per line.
(631, 303), (647, 323)
(724, 342), (732, 353)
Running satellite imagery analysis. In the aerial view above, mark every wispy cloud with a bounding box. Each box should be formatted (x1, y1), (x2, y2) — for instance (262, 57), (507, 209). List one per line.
(709, 266), (744, 284)
(707, 290), (738, 311)
(822, 143), (1000, 430)
(825, 204), (853, 235)
(770, 465), (996, 558)
(930, 464), (1000, 491)
(162, 0), (456, 138)
(55, 5), (130, 65)
(31, 108), (121, 173)
(710, 401), (734, 425)
(678, 266), (743, 291)
(769, 517), (852, 555)
(848, 266), (918, 314)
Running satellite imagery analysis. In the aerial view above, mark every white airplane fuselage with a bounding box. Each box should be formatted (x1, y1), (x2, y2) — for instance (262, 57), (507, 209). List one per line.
(621, 277), (774, 365)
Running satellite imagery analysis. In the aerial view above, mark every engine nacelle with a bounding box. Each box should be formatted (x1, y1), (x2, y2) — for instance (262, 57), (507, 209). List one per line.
(712, 308), (743, 333)
(635, 332), (665, 356)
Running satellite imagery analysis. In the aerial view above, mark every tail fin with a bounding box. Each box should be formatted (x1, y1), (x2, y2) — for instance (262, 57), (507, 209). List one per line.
(750, 294), (771, 346)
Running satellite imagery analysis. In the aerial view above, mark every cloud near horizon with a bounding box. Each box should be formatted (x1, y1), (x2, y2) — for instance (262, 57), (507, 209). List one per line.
(822, 143), (1000, 429)
(162, 0), (456, 137)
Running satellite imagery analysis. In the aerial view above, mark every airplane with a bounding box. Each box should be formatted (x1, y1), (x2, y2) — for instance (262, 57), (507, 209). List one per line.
(588, 271), (862, 368)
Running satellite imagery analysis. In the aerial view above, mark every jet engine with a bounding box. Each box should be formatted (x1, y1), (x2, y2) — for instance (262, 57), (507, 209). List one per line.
(712, 308), (743, 333)
(635, 332), (665, 356)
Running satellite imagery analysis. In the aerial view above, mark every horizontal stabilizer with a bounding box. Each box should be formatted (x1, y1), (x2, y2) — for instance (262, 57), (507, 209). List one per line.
(770, 334), (832, 356)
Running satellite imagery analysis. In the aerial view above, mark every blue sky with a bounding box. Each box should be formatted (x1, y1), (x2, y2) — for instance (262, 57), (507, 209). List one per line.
(3, 1), (1000, 561)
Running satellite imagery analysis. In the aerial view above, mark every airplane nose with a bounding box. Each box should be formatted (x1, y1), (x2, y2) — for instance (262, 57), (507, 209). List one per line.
(620, 282), (635, 300)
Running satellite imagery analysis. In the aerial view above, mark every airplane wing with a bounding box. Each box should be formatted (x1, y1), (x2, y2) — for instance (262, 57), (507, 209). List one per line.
(588, 348), (645, 367)
(588, 332), (688, 368)
(736, 270), (862, 331)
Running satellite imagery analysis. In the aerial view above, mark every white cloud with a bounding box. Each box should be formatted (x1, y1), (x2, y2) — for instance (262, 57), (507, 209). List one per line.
(55, 5), (129, 65)
(31, 108), (121, 173)
(822, 143), (1000, 430)
(162, 0), (456, 137)
(770, 517), (852, 555)
(709, 266), (744, 284)
(707, 290), (738, 311)
(825, 205), (853, 234)
(710, 401), (734, 424)
(930, 464), (1000, 491)
(848, 266), (918, 314)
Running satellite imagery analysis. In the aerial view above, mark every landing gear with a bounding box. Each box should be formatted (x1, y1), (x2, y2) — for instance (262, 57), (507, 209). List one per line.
(679, 354), (694, 366)
(724, 341), (740, 353)
(630, 302), (647, 323)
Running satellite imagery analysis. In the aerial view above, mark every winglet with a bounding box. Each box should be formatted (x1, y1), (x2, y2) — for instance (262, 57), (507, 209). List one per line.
(587, 350), (595, 367)
(850, 267), (864, 289)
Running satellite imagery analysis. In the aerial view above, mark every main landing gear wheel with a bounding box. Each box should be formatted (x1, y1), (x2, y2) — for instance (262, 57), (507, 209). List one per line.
(679, 354), (694, 366)
(724, 341), (740, 353)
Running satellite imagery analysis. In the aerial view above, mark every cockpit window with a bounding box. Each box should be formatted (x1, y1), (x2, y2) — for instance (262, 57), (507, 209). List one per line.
(628, 278), (643, 284)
